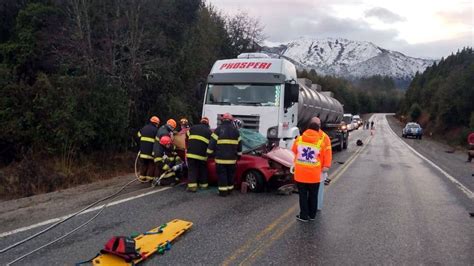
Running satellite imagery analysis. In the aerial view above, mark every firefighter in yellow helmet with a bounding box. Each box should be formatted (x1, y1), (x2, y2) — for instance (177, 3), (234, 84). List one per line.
(137, 116), (160, 182)
(179, 118), (190, 133)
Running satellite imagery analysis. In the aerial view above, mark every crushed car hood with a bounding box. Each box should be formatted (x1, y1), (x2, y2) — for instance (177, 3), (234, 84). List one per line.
(263, 147), (294, 168)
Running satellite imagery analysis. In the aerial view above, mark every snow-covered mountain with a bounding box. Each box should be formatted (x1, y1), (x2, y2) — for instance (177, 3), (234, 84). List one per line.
(263, 37), (435, 80)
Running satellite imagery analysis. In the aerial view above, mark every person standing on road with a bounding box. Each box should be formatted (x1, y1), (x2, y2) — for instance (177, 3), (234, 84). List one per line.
(467, 132), (474, 163)
(208, 113), (242, 197)
(292, 117), (332, 222)
(186, 117), (212, 192)
(370, 121), (374, 129)
(137, 116), (160, 182)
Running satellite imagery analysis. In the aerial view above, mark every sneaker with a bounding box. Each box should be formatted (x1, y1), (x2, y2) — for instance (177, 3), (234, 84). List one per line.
(296, 215), (309, 222)
(309, 216), (316, 221)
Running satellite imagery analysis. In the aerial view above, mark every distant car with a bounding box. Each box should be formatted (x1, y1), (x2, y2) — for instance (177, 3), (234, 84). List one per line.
(343, 114), (354, 131)
(352, 115), (363, 127)
(352, 120), (360, 130)
(402, 122), (423, 139)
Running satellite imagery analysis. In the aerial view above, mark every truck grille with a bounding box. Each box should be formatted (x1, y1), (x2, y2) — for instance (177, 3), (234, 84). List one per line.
(217, 114), (260, 132)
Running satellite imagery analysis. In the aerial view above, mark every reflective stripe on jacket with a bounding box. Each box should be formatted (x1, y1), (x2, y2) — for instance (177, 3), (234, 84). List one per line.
(153, 143), (181, 170)
(291, 129), (332, 183)
(207, 121), (242, 164)
(137, 123), (158, 159)
(186, 123), (212, 161)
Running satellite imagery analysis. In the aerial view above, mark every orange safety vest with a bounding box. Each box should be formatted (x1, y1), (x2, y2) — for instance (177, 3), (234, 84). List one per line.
(291, 129), (332, 183)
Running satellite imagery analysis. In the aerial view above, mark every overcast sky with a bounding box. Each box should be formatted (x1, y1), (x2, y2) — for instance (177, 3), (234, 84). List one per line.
(208, 0), (473, 59)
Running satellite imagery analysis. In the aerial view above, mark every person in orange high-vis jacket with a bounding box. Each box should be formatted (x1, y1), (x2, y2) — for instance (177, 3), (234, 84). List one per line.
(291, 117), (332, 222)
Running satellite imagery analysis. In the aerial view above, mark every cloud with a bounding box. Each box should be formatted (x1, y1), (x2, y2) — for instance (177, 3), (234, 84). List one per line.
(364, 7), (406, 23)
(437, 10), (473, 25)
(208, 0), (472, 58)
(396, 33), (473, 59)
(264, 10), (402, 47)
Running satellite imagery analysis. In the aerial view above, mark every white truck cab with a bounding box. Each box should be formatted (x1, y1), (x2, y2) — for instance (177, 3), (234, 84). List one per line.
(202, 54), (300, 148)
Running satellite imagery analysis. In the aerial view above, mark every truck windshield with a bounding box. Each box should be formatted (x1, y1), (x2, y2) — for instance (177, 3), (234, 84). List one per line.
(205, 84), (281, 106)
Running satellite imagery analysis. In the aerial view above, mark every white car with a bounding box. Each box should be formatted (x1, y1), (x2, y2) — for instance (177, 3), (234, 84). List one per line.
(352, 120), (359, 130)
(343, 114), (354, 131)
(352, 115), (363, 127)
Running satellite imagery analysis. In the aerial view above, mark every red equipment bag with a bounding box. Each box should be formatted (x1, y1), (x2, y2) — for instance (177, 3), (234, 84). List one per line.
(100, 236), (141, 262)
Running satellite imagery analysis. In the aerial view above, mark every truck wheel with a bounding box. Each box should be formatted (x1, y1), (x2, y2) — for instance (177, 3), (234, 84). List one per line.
(243, 170), (265, 193)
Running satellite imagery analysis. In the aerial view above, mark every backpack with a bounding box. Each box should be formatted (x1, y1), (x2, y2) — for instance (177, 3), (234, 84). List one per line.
(101, 236), (141, 262)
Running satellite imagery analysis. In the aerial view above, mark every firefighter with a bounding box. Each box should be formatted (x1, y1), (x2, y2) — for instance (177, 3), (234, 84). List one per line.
(157, 119), (177, 139)
(179, 118), (190, 134)
(208, 113), (242, 197)
(291, 117), (332, 222)
(153, 136), (182, 185)
(137, 116), (160, 182)
(186, 117), (212, 192)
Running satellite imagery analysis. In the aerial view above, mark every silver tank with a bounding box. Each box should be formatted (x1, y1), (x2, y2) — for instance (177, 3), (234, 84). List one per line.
(297, 79), (344, 128)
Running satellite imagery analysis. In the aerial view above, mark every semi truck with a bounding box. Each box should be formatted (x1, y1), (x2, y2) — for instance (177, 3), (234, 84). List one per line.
(202, 53), (348, 151)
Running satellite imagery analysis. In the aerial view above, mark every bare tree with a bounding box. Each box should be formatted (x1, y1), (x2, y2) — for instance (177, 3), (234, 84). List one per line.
(225, 11), (266, 55)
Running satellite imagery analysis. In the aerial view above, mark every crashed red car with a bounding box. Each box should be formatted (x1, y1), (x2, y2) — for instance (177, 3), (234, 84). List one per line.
(175, 129), (294, 192)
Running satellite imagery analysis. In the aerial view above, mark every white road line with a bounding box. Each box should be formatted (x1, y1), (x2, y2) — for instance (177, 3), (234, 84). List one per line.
(0, 187), (171, 238)
(384, 115), (474, 199)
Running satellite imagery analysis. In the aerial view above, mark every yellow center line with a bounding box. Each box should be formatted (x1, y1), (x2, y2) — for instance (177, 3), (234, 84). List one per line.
(234, 135), (374, 265)
(221, 204), (298, 266)
(239, 219), (296, 266)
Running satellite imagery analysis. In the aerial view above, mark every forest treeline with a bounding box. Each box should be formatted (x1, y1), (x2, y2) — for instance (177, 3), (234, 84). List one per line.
(0, 0), (264, 197)
(298, 69), (404, 115)
(400, 48), (474, 144)
(0, 0), (264, 165)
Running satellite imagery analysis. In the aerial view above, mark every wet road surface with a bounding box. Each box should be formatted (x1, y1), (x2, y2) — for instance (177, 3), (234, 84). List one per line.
(1, 114), (472, 265)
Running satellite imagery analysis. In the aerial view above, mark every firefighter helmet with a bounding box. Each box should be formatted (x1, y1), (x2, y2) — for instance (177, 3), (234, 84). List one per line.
(221, 113), (233, 121)
(150, 116), (160, 125)
(232, 119), (243, 129)
(167, 119), (177, 129)
(160, 136), (172, 145)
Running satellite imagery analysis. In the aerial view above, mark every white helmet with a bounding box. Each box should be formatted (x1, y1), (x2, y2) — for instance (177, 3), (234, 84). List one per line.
(232, 119), (243, 129)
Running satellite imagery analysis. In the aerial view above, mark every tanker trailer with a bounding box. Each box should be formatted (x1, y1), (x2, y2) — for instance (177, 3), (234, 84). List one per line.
(296, 78), (348, 151)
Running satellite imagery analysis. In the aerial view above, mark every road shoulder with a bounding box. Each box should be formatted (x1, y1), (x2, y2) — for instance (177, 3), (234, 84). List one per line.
(0, 173), (150, 234)
(386, 115), (474, 201)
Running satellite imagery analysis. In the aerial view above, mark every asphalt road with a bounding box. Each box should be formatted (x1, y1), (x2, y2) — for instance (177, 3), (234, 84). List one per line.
(0, 114), (473, 265)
